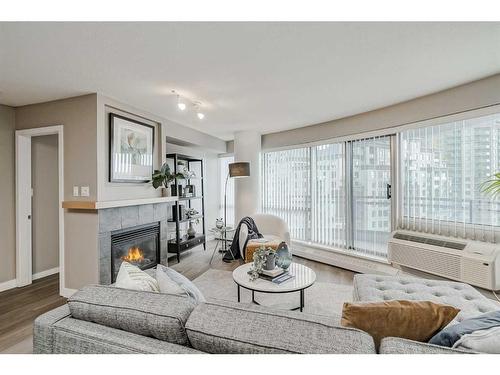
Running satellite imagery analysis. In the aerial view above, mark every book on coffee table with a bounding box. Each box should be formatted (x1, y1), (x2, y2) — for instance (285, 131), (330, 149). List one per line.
(261, 267), (284, 277)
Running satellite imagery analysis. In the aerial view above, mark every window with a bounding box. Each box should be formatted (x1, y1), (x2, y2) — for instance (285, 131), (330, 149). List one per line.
(399, 113), (500, 241)
(262, 147), (311, 241)
(262, 136), (392, 260)
(219, 156), (234, 226)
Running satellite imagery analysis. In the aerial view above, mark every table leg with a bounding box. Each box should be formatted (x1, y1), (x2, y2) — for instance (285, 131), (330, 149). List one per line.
(209, 240), (219, 265)
(252, 290), (256, 304)
(237, 285), (240, 303)
(300, 289), (304, 312)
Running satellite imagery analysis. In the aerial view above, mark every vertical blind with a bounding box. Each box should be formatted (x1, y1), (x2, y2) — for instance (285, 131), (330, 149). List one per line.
(262, 147), (311, 241)
(311, 143), (346, 248)
(351, 136), (392, 258)
(399, 113), (500, 243)
(262, 139), (391, 260)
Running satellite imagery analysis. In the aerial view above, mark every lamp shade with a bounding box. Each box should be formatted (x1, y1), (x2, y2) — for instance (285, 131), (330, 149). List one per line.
(229, 162), (250, 178)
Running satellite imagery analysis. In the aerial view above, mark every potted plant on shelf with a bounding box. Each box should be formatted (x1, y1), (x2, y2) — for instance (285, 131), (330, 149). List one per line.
(185, 208), (200, 238)
(151, 163), (183, 197)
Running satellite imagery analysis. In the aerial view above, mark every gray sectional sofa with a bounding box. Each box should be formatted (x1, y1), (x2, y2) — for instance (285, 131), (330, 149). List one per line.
(34, 274), (500, 354)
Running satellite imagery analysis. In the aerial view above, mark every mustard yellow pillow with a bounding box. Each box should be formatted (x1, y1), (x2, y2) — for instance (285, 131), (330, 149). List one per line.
(341, 300), (460, 349)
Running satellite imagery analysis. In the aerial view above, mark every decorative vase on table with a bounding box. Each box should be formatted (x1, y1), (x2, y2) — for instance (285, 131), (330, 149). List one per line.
(275, 242), (292, 270)
(161, 187), (172, 197)
(215, 218), (224, 229)
(264, 253), (276, 270)
(187, 222), (196, 238)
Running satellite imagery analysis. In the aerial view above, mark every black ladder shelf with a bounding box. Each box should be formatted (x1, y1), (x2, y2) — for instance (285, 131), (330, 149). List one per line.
(166, 153), (206, 263)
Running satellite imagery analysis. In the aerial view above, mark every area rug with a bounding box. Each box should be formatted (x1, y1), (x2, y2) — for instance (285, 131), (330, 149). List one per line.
(193, 268), (353, 320)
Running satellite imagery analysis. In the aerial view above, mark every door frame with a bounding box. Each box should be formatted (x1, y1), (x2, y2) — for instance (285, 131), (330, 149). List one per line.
(15, 125), (65, 295)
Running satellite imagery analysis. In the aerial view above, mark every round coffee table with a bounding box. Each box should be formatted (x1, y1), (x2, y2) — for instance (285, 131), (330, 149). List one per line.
(232, 262), (316, 312)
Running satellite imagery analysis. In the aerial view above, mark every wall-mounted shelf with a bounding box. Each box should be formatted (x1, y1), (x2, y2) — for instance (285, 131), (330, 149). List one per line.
(62, 196), (179, 210)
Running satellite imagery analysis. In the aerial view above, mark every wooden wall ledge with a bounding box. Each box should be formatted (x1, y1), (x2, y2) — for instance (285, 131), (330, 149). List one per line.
(62, 196), (179, 210)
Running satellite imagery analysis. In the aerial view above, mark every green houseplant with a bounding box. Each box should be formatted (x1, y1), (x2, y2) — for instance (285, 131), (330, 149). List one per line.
(481, 172), (500, 198)
(151, 163), (183, 196)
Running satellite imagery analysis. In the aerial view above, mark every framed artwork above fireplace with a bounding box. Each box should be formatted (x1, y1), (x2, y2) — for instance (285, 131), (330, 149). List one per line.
(109, 113), (155, 183)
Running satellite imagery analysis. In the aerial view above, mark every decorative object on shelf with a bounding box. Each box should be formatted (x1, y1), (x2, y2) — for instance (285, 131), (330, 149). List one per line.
(185, 208), (200, 223)
(109, 113), (154, 183)
(215, 218), (224, 229)
(152, 162), (183, 197)
(187, 222), (196, 238)
(183, 184), (196, 197)
(247, 246), (276, 281)
(275, 241), (292, 270)
(223, 162), (250, 228)
(172, 204), (186, 221)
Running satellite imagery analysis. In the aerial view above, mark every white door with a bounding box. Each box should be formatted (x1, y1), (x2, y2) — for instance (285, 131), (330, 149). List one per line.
(15, 133), (33, 287)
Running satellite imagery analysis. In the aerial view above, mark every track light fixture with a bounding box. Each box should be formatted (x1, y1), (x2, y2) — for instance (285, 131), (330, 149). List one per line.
(171, 90), (205, 120)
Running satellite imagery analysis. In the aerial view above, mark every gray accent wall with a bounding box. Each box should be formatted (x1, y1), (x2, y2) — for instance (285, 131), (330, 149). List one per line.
(0, 105), (16, 284)
(15, 94), (100, 290)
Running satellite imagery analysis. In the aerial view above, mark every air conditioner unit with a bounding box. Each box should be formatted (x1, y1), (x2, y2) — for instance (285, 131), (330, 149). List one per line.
(388, 230), (500, 291)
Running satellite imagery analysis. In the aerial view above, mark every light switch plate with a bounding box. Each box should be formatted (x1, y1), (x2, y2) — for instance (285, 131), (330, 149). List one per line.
(81, 186), (90, 197)
(73, 186), (79, 197)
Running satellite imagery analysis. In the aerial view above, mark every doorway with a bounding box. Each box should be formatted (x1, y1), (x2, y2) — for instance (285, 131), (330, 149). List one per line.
(15, 125), (65, 295)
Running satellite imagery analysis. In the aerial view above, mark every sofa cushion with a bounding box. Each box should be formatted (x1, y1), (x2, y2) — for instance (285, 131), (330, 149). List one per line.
(68, 285), (195, 345)
(185, 300), (376, 354)
(379, 337), (475, 354)
(51, 317), (202, 354)
(353, 274), (500, 322)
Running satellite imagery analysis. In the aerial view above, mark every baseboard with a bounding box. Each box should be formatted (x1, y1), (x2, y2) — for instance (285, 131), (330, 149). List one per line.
(60, 288), (77, 298)
(32, 267), (59, 281)
(292, 242), (399, 276)
(0, 279), (17, 292)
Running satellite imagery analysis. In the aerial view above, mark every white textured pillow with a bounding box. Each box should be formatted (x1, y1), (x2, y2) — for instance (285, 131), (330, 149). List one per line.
(156, 266), (188, 296)
(454, 326), (500, 353)
(115, 262), (159, 292)
(156, 264), (205, 303)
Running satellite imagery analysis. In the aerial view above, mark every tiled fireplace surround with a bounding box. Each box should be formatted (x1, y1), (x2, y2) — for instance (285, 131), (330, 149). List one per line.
(98, 202), (174, 284)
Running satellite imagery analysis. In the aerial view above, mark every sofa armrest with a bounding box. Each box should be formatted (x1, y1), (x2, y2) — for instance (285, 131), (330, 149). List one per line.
(379, 337), (476, 354)
(33, 305), (72, 353)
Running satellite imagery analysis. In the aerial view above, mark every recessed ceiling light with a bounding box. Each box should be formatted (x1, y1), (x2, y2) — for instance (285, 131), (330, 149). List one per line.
(197, 112), (205, 120)
(177, 101), (186, 111)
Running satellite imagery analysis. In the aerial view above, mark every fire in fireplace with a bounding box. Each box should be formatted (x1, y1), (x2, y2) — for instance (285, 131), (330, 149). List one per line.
(111, 222), (160, 282)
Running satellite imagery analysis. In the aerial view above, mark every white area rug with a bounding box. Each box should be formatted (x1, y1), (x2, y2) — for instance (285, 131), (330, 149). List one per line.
(193, 268), (353, 320)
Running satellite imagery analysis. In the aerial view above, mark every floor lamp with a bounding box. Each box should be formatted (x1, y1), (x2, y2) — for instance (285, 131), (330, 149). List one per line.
(224, 161), (250, 234)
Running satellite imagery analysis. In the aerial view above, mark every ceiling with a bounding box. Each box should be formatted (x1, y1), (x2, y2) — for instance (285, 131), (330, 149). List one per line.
(1, 22), (500, 140)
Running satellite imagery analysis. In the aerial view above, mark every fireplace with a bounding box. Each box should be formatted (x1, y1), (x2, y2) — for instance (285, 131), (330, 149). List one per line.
(111, 222), (160, 282)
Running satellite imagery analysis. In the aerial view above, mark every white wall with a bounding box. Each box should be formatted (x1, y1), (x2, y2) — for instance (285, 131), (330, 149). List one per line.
(165, 143), (220, 237)
(234, 131), (261, 222)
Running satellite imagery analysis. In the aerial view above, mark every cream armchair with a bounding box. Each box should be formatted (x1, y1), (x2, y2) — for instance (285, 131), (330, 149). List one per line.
(238, 213), (291, 258)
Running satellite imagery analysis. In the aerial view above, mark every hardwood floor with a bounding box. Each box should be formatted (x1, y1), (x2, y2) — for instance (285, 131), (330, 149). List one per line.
(0, 241), (356, 354)
(0, 273), (66, 354)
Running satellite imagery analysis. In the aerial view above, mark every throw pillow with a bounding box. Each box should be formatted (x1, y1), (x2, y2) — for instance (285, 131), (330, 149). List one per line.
(429, 310), (500, 348)
(114, 261), (159, 292)
(156, 266), (189, 297)
(454, 326), (500, 353)
(156, 264), (206, 304)
(341, 300), (459, 348)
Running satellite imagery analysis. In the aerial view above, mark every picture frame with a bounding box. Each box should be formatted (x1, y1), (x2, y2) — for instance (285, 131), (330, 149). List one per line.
(109, 113), (155, 183)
